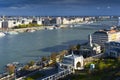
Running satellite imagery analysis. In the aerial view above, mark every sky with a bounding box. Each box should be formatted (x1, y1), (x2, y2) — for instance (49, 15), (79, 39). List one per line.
(0, 0), (120, 16)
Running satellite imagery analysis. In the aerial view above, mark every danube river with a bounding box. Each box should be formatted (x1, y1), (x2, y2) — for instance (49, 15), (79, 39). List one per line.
(0, 22), (116, 73)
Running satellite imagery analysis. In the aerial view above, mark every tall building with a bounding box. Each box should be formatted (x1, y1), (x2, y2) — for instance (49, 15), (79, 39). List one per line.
(2, 21), (17, 28)
(118, 17), (120, 26)
(92, 29), (120, 47)
(56, 17), (62, 25)
(0, 21), (2, 28)
(105, 41), (120, 58)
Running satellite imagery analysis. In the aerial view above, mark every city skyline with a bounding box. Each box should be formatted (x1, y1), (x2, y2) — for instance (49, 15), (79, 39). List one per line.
(0, 0), (120, 16)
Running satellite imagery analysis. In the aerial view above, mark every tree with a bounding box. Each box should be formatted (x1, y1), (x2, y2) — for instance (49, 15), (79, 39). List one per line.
(69, 45), (77, 50)
(41, 56), (47, 61)
(28, 61), (35, 67)
(23, 65), (29, 70)
(76, 44), (81, 50)
(6, 64), (15, 74)
(50, 53), (58, 62)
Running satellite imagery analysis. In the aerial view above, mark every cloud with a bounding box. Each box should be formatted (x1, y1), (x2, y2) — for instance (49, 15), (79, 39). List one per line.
(0, 0), (119, 16)
(9, 6), (28, 9)
(107, 6), (111, 9)
(97, 7), (100, 10)
(0, 0), (120, 9)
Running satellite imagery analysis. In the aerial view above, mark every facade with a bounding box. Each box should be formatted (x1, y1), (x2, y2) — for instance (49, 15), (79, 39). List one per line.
(21, 20), (30, 24)
(2, 20), (22, 28)
(56, 17), (62, 25)
(92, 29), (120, 47)
(89, 34), (101, 53)
(0, 21), (2, 28)
(58, 53), (84, 72)
(118, 17), (120, 26)
(105, 41), (120, 58)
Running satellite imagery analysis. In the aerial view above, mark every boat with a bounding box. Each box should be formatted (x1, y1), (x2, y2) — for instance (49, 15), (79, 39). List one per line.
(0, 32), (5, 37)
(45, 27), (54, 30)
(5, 31), (18, 35)
(30, 30), (35, 32)
(26, 29), (36, 32)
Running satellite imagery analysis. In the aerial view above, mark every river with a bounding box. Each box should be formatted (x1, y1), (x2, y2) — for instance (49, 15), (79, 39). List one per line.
(0, 20), (117, 73)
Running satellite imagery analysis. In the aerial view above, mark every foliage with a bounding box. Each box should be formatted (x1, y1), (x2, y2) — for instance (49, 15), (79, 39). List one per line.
(41, 56), (48, 61)
(6, 64), (15, 74)
(76, 44), (81, 50)
(69, 45), (77, 51)
(50, 53), (58, 62)
(28, 60), (35, 67)
(23, 65), (29, 70)
(62, 58), (120, 80)
(14, 23), (42, 29)
(98, 61), (106, 70)
(24, 77), (33, 80)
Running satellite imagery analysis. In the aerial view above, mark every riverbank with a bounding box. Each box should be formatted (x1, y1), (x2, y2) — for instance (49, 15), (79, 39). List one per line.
(13, 26), (45, 33)
(1, 24), (68, 34)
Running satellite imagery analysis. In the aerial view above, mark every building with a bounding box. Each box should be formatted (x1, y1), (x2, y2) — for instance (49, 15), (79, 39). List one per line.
(58, 52), (84, 72)
(0, 21), (2, 28)
(105, 41), (120, 58)
(118, 17), (120, 26)
(2, 20), (21, 28)
(32, 18), (43, 25)
(92, 28), (120, 47)
(56, 17), (62, 25)
(89, 34), (101, 53)
(21, 19), (30, 24)
(2, 21), (9, 28)
(62, 18), (70, 24)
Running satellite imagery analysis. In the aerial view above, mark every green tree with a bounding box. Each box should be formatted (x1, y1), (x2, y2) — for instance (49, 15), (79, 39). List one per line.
(41, 56), (47, 61)
(6, 64), (15, 74)
(25, 77), (34, 80)
(98, 61), (106, 70)
(23, 65), (29, 70)
(76, 44), (81, 50)
(50, 53), (58, 62)
(28, 61), (35, 66)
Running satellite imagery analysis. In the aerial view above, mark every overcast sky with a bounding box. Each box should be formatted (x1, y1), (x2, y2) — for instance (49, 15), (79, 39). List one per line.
(0, 0), (120, 16)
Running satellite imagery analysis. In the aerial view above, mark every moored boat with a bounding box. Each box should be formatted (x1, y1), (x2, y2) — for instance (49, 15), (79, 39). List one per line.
(0, 32), (5, 37)
(5, 31), (18, 35)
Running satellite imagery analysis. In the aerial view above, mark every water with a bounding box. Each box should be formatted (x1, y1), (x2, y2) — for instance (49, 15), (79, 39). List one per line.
(0, 22), (116, 73)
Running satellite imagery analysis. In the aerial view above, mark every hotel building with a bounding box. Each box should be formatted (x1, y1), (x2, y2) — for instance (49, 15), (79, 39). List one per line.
(92, 28), (120, 47)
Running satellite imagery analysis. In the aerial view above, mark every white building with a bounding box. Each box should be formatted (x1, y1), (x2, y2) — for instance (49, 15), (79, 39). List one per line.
(58, 52), (84, 72)
(37, 21), (42, 25)
(56, 17), (62, 25)
(89, 34), (101, 53)
(118, 17), (120, 26)
(2, 21), (12, 28)
(22, 20), (30, 25)
(105, 41), (120, 58)
(62, 18), (70, 24)
(92, 29), (120, 47)
(0, 21), (2, 28)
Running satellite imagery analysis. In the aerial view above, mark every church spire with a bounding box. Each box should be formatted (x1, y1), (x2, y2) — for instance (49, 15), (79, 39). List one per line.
(89, 34), (93, 47)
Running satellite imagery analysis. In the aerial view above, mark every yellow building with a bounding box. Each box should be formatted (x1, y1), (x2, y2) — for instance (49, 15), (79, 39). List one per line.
(92, 29), (120, 47)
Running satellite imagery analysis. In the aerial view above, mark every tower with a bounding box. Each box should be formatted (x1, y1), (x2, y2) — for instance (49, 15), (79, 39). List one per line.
(89, 34), (93, 47)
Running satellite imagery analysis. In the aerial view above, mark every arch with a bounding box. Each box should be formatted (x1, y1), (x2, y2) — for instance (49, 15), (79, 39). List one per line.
(76, 62), (81, 68)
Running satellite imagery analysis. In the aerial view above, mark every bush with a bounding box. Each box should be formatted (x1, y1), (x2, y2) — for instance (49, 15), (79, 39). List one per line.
(28, 61), (35, 66)
(98, 61), (106, 70)
(24, 77), (33, 80)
